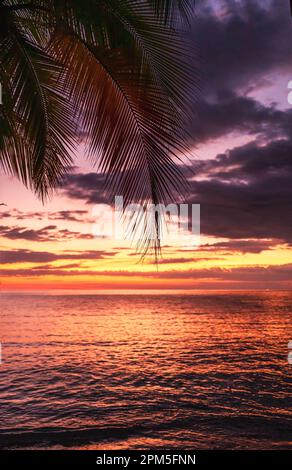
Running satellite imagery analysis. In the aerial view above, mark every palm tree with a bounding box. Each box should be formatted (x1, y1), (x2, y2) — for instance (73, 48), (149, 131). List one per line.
(0, 0), (195, 252)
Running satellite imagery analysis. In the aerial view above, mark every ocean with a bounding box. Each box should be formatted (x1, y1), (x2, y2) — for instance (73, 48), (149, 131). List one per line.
(0, 291), (291, 449)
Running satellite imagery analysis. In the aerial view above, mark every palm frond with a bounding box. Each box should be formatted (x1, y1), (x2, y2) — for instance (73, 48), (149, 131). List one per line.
(99, 1), (197, 113)
(50, 30), (188, 253)
(149, 0), (196, 26)
(0, 3), (77, 198)
(0, 0), (197, 254)
(45, 0), (197, 254)
(46, 0), (197, 125)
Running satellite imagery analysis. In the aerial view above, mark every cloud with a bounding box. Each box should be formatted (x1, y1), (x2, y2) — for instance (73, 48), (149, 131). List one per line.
(0, 209), (93, 223)
(62, 173), (110, 205)
(195, 0), (292, 95)
(188, 0), (292, 148)
(188, 138), (292, 242)
(48, 211), (91, 222)
(199, 239), (278, 254)
(0, 224), (93, 242)
(1, 263), (292, 287)
(191, 91), (292, 144)
(0, 249), (117, 264)
(196, 139), (292, 181)
(31, 263), (81, 270)
(148, 256), (223, 265)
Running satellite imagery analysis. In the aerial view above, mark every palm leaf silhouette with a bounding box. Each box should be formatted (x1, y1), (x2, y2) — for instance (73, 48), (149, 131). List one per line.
(0, 0), (196, 254)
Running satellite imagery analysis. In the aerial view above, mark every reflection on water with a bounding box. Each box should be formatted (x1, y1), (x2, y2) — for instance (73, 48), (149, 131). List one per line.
(0, 291), (291, 449)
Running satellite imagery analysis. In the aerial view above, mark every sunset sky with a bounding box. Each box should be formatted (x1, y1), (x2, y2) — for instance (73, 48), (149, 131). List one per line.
(1, 0), (292, 291)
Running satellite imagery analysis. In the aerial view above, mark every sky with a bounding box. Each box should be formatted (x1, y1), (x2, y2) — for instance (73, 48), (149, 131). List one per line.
(1, 0), (292, 291)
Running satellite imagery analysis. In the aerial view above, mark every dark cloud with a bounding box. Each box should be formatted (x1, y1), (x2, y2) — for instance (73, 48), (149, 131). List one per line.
(188, 0), (292, 148)
(187, 135), (292, 242)
(62, 173), (110, 205)
(48, 210), (90, 222)
(151, 257), (201, 265)
(31, 263), (82, 270)
(194, 138), (292, 181)
(148, 256), (224, 265)
(199, 239), (278, 254)
(196, 0), (292, 95)
(61, 169), (156, 205)
(0, 209), (92, 223)
(150, 263), (292, 283)
(0, 224), (93, 242)
(0, 268), (99, 277)
(1, 249), (117, 264)
(192, 91), (292, 143)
